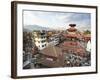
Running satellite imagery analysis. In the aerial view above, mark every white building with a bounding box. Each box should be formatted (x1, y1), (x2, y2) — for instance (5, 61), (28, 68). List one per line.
(86, 40), (91, 52)
(32, 31), (47, 50)
(48, 35), (59, 46)
(53, 37), (59, 45)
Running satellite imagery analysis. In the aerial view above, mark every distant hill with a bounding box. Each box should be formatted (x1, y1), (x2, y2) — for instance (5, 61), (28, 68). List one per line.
(23, 25), (52, 32)
(23, 28), (32, 32)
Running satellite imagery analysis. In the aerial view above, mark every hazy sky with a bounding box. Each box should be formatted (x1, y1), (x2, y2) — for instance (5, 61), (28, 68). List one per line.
(23, 10), (91, 30)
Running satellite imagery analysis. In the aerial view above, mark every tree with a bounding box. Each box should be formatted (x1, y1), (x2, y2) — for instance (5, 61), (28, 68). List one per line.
(83, 30), (91, 35)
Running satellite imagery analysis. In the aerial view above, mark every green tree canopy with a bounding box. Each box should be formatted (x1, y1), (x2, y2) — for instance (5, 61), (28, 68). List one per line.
(83, 30), (91, 34)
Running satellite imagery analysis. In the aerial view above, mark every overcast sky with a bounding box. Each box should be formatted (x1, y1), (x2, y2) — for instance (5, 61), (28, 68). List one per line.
(23, 10), (91, 30)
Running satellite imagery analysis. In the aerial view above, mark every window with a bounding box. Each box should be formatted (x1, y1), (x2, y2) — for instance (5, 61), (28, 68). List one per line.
(41, 41), (43, 43)
(42, 45), (44, 47)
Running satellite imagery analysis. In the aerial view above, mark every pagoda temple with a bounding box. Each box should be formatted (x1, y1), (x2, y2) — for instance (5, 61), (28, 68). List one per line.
(61, 24), (86, 57)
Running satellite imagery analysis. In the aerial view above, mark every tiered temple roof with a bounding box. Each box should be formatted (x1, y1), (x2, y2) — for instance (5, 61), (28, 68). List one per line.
(67, 24), (77, 32)
(61, 24), (86, 57)
(60, 41), (86, 57)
